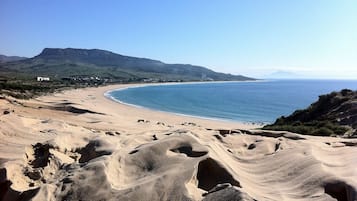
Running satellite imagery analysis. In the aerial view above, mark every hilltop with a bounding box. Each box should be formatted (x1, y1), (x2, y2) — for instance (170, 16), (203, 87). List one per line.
(264, 89), (357, 137)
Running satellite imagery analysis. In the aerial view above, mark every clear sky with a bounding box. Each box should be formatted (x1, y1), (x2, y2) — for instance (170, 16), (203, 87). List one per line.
(1, 0), (356, 79)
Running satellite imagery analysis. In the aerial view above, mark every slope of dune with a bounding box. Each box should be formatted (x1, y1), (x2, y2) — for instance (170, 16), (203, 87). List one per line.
(0, 84), (356, 201)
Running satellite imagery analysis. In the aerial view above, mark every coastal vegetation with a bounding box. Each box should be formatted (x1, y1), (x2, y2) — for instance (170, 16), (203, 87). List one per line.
(263, 89), (357, 137)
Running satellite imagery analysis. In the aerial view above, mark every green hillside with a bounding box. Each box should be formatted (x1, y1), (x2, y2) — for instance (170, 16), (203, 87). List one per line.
(0, 48), (255, 98)
(0, 48), (254, 82)
(263, 89), (357, 137)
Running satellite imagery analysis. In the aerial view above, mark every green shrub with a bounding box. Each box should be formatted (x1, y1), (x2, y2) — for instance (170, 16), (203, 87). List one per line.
(263, 120), (348, 136)
(312, 127), (334, 136)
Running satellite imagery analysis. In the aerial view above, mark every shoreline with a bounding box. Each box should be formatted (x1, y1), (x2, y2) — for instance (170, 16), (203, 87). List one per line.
(103, 82), (266, 126)
(98, 83), (259, 129)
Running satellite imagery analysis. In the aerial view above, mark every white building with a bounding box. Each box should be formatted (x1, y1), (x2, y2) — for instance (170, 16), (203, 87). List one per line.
(37, 77), (50, 82)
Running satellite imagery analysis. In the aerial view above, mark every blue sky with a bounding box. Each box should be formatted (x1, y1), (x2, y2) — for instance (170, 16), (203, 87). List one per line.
(1, 0), (356, 79)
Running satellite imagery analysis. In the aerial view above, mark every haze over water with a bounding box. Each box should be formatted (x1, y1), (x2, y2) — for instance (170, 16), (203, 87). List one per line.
(109, 80), (357, 123)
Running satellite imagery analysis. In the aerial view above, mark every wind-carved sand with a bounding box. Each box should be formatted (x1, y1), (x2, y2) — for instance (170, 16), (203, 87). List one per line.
(0, 84), (356, 201)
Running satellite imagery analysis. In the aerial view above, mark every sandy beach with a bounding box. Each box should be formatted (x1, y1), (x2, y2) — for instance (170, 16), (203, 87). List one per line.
(1, 84), (357, 201)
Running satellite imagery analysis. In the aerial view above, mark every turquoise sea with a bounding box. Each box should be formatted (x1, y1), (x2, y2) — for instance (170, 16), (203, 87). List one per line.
(107, 80), (357, 123)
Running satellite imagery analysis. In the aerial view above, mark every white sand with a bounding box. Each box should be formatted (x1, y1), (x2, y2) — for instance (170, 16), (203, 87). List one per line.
(0, 84), (356, 201)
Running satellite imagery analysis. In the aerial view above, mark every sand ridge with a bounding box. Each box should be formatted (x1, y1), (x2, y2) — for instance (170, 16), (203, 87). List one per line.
(0, 84), (357, 201)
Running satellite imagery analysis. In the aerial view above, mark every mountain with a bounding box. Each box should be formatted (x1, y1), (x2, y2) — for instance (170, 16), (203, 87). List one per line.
(0, 48), (254, 82)
(0, 54), (27, 63)
(264, 70), (303, 79)
(264, 89), (357, 137)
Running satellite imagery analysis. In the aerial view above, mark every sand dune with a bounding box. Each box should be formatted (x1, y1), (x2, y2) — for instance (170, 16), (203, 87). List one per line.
(0, 84), (356, 201)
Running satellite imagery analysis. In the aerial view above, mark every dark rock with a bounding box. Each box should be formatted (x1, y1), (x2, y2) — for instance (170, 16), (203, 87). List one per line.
(105, 131), (114, 136)
(247, 144), (256, 150)
(128, 149), (139, 154)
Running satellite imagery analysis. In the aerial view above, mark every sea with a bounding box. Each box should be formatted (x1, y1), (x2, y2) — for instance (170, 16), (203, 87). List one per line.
(107, 80), (357, 124)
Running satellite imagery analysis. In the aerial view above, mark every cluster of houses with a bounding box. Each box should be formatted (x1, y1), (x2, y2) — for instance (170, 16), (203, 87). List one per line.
(142, 78), (183, 83)
(36, 76), (109, 83)
(61, 76), (110, 83)
(34, 76), (185, 84)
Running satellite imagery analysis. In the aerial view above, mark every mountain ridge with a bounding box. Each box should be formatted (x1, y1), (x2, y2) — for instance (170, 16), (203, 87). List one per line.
(0, 54), (27, 63)
(0, 48), (254, 83)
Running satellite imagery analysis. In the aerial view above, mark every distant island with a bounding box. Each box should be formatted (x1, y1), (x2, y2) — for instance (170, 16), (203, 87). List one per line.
(264, 70), (303, 79)
(0, 48), (255, 98)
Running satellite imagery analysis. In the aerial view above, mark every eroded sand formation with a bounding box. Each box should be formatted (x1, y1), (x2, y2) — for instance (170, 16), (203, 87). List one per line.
(1, 85), (356, 201)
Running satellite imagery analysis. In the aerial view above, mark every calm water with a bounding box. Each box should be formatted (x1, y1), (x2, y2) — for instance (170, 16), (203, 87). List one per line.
(107, 80), (357, 123)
